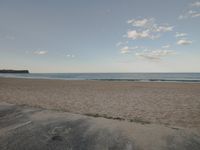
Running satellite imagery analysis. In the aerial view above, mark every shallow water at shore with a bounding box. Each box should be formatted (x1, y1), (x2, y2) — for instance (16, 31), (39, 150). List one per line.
(0, 73), (200, 83)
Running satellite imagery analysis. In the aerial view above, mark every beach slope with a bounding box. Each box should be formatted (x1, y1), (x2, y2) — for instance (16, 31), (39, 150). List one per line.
(0, 102), (200, 150)
(0, 78), (200, 128)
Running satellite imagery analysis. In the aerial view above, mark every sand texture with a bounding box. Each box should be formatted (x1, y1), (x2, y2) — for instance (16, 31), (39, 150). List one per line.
(0, 77), (200, 129)
(0, 102), (200, 150)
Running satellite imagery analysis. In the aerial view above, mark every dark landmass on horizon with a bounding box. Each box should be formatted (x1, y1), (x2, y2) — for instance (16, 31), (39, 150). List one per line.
(0, 69), (29, 73)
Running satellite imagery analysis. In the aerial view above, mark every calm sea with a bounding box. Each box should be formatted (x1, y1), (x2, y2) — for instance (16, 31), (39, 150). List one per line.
(0, 73), (200, 83)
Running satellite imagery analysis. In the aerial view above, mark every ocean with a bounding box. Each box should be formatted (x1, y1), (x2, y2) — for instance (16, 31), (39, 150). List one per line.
(0, 73), (200, 83)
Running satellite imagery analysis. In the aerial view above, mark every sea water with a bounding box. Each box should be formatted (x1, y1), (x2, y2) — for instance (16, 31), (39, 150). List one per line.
(0, 73), (200, 83)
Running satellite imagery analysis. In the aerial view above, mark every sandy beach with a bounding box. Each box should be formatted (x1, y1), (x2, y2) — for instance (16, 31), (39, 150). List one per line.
(1, 77), (200, 149)
(1, 102), (200, 150)
(0, 77), (200, 129)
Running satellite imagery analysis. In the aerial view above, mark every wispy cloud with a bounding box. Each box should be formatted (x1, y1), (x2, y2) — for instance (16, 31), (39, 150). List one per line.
(179, 1), (200, 19)
(120, 46), (131, 54)
(116, 41), (128, 47)
(116, 42), (123, 47)
(191, 12), (200, 17)
(126, 18), (173, 40)
(136, 49), (175, 60)
(66, 54), (75, 58)
(127, 18), (153, 28)
(127, 30), (157, 40)
(120, 46), (138, 54)
(178, 15), (187, 20)
(118, 17), (179, 61)
(128, 18), (173, 33)
(117, 17), (176, 61)
(175, 32), (192, 46)
(177, 39), (192, 45)
(34, 50), (48, 55)
(191, 1), (200, 7)
(162, 45), (171, 49)
(175, 32), (187, 38)
(155, 26), (173, 32)
(179, 10), (200, 19)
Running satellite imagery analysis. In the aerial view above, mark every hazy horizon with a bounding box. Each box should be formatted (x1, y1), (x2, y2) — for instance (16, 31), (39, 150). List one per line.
(1, 69), (200, 74)
(0, 0), (200, 73)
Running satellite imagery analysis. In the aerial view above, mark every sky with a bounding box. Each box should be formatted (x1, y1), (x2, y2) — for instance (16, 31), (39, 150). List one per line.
(0, 0), (200, 73)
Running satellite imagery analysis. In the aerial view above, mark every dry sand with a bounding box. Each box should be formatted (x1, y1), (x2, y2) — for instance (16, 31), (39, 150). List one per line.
(1, 77), (200, 149)
(1, 102), (200, 150)
(0, 77), (200, 129)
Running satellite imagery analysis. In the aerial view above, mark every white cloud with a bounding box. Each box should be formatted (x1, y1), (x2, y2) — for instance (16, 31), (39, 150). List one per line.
(178, 15), (187, 20)
(177, 39), (192, 45)
(120, 46), (131, 54)
(155, 26), (174, 32)
(128, 18), (173, 32)
(134, 19), (149, 27)
(121, 18), (176, 60)
(127, 30), (149, 40)
(67, 54), (75, 58)
(188, 10), (200, 18)
(191, 13), (200, 17)
(126, 18), (173, 41)
(191, 1), (200, 7)
(179, 9), (200, 19)
(34, 50), (48, 55)
(127, 30), (159, 40)
(131, 18), (152, 27)
(162, 45), (171, 49)
(175, 32), (187, 38)
(127, 19), (134, 24)
(136, 50), (175, 60)
(188, 10), (197, 14)
(120, 46), (138, 54)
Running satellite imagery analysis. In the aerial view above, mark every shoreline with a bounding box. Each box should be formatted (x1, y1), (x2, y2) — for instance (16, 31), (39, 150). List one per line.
(1, 76), (200, 84)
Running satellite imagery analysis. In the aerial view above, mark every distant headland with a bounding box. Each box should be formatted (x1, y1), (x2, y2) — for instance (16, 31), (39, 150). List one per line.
(0, 70), (29, 73)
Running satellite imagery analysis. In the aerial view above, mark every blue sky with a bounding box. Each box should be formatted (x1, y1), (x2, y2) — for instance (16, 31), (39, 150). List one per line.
(0, 0), (200, 73)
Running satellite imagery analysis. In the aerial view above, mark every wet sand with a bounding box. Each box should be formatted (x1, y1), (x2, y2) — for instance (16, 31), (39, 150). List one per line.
(0, 77), (200, 129)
